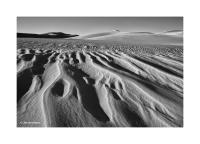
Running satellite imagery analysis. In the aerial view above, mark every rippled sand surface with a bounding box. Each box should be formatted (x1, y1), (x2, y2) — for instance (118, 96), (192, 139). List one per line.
(17, 38), (183, 127)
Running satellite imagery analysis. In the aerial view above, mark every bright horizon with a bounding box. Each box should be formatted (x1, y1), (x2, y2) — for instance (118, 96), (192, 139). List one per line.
(17, 17), (183, 35)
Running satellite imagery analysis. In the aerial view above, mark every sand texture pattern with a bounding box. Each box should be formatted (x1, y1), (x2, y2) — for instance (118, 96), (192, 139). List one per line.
(17, 37), (183, 127)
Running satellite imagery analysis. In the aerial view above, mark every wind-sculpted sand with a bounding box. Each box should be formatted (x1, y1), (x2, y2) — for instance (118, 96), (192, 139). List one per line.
(17, 38), (183, 127)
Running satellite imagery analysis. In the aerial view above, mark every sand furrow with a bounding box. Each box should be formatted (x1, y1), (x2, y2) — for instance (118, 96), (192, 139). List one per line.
(17, 39), (183, 127)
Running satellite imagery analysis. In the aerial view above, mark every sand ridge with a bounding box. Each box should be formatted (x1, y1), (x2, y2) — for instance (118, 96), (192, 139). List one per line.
(17, 38), (183, 127)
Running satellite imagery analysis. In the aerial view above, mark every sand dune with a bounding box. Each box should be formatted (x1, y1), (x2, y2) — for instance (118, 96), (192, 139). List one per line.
(161, 30), (183, 37)
(77, 30), (183, 46)
(17, 38), (183, 127)
(76, 30), (120, 39)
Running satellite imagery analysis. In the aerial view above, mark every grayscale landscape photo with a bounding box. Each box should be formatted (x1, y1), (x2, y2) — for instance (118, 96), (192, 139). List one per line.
(17, 17), (183, 127)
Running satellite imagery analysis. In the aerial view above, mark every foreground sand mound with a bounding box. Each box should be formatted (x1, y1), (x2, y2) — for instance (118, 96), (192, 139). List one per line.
(17, 38), (183, 127)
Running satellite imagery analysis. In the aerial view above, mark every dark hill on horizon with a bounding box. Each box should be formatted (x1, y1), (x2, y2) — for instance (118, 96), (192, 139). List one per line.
(17, 32), (79, 38)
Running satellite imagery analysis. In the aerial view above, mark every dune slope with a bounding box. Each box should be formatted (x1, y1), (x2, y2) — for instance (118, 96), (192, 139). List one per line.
(77, 31), (183, 46)
(17, 38), (183, 127)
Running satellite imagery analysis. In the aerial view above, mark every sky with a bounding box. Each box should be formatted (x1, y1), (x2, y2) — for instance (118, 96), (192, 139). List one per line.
(17, 17), (183, 35)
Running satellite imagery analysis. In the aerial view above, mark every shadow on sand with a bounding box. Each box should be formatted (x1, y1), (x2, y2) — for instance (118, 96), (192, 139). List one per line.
(64, 65), (110, 122)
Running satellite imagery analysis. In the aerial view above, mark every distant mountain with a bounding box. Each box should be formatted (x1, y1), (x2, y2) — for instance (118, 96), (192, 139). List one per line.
(17, 32), (79, 38)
